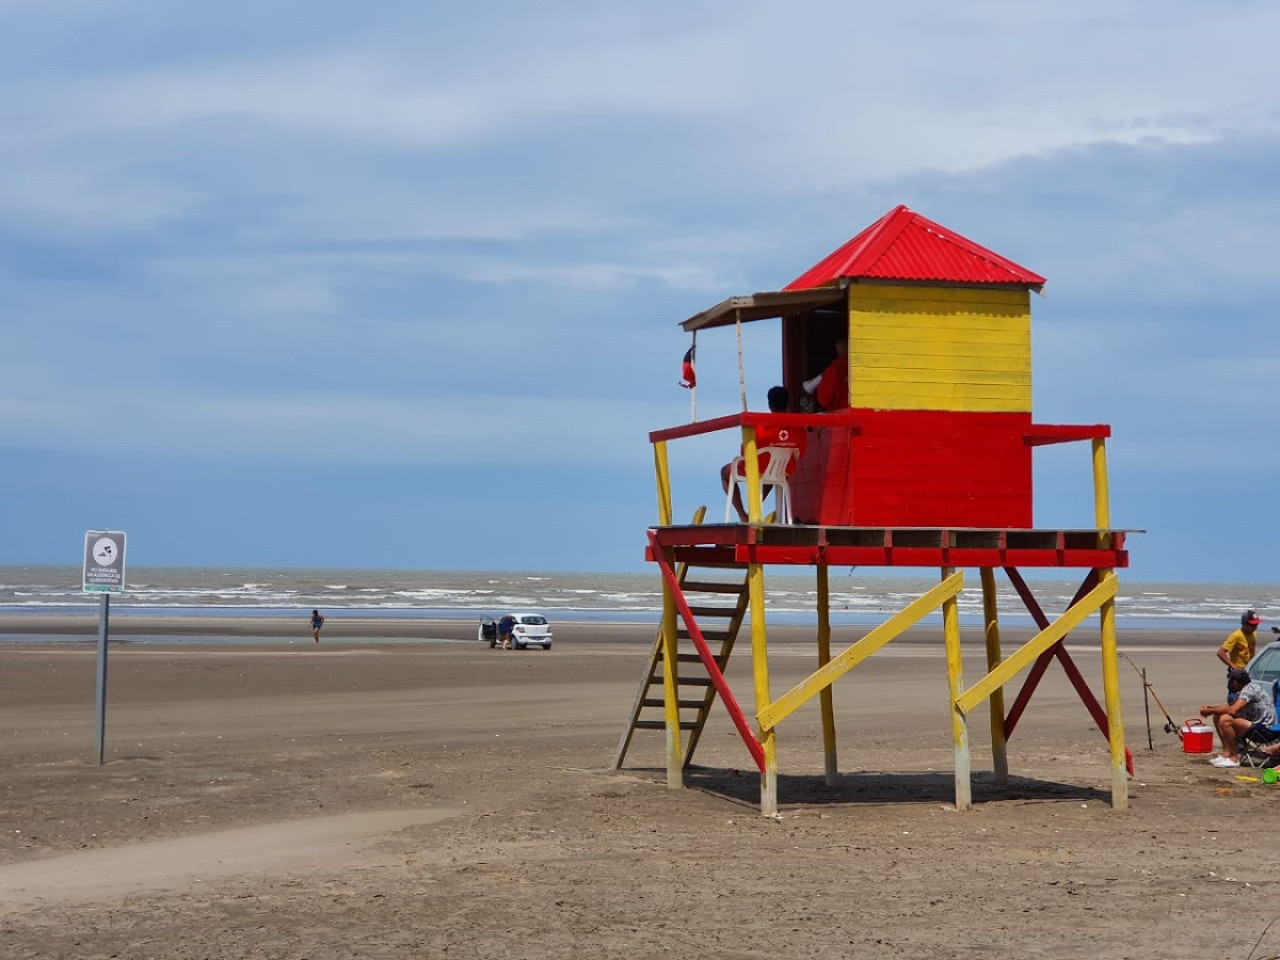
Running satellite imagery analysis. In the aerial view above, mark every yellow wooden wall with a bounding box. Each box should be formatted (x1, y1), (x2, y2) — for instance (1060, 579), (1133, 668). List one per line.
(846, 284), (1031, 413)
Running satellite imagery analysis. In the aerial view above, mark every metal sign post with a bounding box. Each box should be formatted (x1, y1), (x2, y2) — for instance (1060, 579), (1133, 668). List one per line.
(95, 593), (110, 765)
(83, 530), (126, 765)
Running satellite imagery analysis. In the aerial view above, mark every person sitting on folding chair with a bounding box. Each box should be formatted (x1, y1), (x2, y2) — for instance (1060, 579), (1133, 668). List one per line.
(720, 386), (807, 523)
(1199, 667), (1278, 768)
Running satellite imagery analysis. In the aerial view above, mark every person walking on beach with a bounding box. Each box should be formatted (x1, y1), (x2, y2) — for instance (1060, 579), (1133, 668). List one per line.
(1218, 609), (1262, 700)
(310, 609), (325, 645)
(498, 614), (516, 650)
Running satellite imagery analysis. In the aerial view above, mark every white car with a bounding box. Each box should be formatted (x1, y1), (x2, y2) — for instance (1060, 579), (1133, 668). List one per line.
(478, 613), (553, 650)
(509, 613), (553, 650)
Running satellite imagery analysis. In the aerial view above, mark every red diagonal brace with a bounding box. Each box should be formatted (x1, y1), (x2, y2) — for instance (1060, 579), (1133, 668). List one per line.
(647, 530), (765, 771)
(1003, 570), (1097, 737)
(1003, 567), (1133, 777)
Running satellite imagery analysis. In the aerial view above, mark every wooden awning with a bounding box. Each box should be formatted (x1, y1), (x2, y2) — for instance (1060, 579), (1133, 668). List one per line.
(679, 286), (847, 332)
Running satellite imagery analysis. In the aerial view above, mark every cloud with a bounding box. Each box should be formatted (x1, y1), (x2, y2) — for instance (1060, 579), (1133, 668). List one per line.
(0, 354), (668, 468)
(9, 3), (1278, 208)
(3, 0), (1280, 578)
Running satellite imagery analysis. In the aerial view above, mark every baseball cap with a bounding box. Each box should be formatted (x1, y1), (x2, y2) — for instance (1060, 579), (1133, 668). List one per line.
(1243, 610), (1263, 627)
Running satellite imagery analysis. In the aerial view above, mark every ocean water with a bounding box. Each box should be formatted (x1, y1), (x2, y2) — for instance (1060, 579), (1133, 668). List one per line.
(1, 565), (1276, 633)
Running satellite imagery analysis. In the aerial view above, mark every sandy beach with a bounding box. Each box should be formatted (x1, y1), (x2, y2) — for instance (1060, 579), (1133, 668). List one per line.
(1, 615), (1275, 959)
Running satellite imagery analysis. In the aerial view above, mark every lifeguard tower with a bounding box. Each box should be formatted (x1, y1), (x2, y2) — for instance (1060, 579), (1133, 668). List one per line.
(613, 205), (1133, 815)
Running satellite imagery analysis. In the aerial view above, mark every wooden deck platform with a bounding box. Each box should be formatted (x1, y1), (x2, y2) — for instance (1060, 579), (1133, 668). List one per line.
(646, 525), (1131, 570)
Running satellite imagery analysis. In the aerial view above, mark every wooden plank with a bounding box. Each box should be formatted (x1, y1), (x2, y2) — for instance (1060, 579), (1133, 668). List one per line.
(850, 390), (1031, 413)
(681, 580), (749, 593)
(855, 326), (1029, 348)
(1025, 423), (1111, 445)
(848, 283), (1030, 309)
(856, 355), (1033, 377)
(675, 630), (732, 643)
(674, 652), (723, 664)
(641, 698), (706, 709)
(685, 604), (741, 618)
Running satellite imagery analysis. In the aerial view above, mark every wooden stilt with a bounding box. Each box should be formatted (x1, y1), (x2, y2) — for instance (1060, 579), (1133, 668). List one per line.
(816, 563), (838, 786)
(652, 440), (673, 527)
(747, 562), (777, 816)
(941, 566), (971, 810)
(980, 567), (1009, 786)
(652, 440), (683, 789)
(1093, 438), (1128, 807)
(659, 549), (683, 790)
(1099, 571), (1128, 809)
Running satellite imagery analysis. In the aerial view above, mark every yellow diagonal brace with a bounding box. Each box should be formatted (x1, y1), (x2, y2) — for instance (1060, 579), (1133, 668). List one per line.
(758, 571), (964, 733)
(955, 572), (1118, 717)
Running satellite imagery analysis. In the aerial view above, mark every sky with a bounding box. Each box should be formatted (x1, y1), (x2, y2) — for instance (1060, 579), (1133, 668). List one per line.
(1, 2), (1277, 583)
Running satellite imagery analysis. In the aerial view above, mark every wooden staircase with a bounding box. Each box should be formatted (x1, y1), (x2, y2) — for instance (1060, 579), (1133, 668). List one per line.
(611, 538), (750, 771)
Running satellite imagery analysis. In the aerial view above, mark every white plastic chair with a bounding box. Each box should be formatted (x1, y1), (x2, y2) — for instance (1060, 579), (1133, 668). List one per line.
(724, 446), (797, 524)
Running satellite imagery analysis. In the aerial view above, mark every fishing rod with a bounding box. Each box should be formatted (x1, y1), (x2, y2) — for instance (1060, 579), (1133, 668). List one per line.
(1119, 653), (1180, 740)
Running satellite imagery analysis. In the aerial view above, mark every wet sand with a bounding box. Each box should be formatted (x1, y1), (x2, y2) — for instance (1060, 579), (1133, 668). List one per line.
(1, 615), (1273, 959)
(0, 611), (1211, 649)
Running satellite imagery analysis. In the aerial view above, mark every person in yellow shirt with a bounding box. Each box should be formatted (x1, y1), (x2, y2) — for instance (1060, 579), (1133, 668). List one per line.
(1220, 610), (1263, 668)
(1218, 610), (1262, 701)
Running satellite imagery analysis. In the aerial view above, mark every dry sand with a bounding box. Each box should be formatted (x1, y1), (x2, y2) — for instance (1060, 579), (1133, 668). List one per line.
(0, 616), (1275, 959)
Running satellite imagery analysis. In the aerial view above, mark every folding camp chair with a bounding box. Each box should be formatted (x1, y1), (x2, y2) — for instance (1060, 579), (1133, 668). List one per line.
(1239, 679), (1280, 767)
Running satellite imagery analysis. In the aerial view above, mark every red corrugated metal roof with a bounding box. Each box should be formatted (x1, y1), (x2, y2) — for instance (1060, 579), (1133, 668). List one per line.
(783, 205), (1046, 291)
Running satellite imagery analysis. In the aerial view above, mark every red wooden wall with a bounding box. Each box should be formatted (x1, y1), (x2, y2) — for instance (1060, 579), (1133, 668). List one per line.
(790, 410), (1034, 528)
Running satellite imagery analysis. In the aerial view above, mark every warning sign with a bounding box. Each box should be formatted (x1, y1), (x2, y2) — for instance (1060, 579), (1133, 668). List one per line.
(83, 530), (126, 594)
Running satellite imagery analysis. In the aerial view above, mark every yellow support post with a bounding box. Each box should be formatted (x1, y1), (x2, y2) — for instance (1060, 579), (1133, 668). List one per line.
(747, 561), (777, 816)
(816, 563), (838, 786)
(941, 567), (971, 811)
(740, 426), (763, 523)
(980, 567), (1009, 786)
(652, 440), (681, 788)
(1091, 437), (1111, 543)
(659, 545), (682, 790)
(1093, 438), (1128, 807)
(653, 440), (673, 527)
(1098, 569), (1128, 810)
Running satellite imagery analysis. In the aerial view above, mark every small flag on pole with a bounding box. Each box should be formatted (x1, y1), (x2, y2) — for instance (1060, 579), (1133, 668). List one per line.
(680, 345), (696, 388)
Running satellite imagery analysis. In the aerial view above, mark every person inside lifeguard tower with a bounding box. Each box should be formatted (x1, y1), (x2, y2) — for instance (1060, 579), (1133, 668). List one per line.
(720, 386), (807, 523)
(801, 338), (849, 412)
